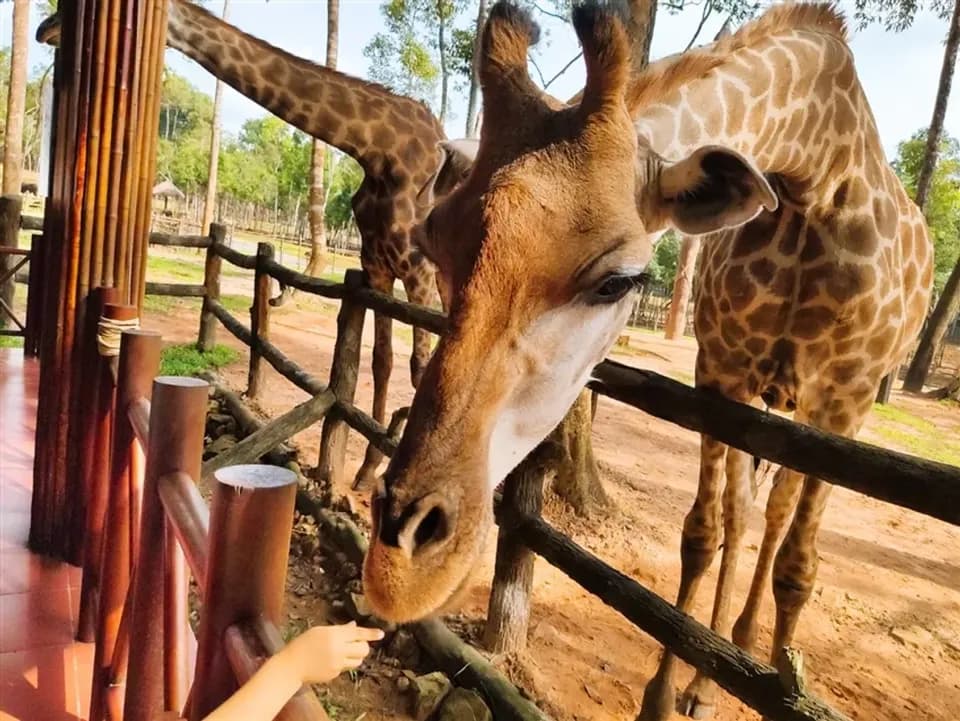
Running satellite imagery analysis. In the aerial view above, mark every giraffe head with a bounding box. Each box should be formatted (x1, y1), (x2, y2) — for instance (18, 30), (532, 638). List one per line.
(363, 0), (777, 623)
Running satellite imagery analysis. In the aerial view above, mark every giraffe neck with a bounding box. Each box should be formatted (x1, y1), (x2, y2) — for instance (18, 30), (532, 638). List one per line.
(166, 0), (444, 171)
(632, 27), (879, 197)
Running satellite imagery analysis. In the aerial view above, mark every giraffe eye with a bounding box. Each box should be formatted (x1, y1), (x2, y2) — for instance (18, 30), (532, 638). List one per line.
(589, 274), (640, 304)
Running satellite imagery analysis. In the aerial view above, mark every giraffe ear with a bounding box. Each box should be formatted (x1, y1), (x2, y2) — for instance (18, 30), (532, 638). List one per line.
(656, 145), (778, 235)
(416, 139), (479, 209)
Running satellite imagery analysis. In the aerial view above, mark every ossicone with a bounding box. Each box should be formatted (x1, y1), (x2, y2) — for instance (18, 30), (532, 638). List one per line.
(572, 1), (630, 114)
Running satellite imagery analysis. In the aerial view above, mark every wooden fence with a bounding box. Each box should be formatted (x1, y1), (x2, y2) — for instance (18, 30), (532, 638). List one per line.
(13, 217), (960, 719)
(74, 287), (330, 721)
(154, 226), (959, 721)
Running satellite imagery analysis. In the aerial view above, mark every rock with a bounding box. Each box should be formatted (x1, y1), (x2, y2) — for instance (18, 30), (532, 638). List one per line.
(396, 675), (411, 693)
(412, 672), (452, 721)
(205, 434), (237, 456)
(890, 625), (936, 648)
(387, 628), (421, 669)
(436, 689), (491, 721)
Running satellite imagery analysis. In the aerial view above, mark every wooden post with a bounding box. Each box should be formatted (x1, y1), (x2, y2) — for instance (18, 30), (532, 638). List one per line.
(484, 462), (546, 654)
(23, 232), (43, 356)
(76, 296), (133, 643)
(0, 195), (22, 332)
(316, 268), (366, 487)
(89, 330), (162, 721)
(190, 464), (299, 720)
(198, 223), (225, 351)
(248, 241), (274, 398)
(124, 376), (209, 721)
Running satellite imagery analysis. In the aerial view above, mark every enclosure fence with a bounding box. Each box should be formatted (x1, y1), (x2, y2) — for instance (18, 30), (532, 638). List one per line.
(15, 217), (960, 721)
(72, 287), (330, 721)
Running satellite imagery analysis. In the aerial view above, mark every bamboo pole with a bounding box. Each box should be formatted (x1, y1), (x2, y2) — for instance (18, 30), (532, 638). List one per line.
(125, 376), (209, 721)
(76, 295), (133, 643)
(190, 465), (299, 720)
(88, 329), (161, 721)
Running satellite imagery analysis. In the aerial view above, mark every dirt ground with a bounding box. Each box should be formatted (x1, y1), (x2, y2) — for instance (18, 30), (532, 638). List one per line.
(145, 288), (960, 721)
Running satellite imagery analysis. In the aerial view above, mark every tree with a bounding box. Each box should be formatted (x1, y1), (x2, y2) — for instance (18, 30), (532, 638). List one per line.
(363, 0), (470, 120)
(2, 0), (30, 194)
(201, 0), (230, 237)
(324, 153), (364, 235)
(307, 0), (340, 278)
(902, 0), (960, 391)
(893, 130), (960, 290)
(463, 0), (487, 136)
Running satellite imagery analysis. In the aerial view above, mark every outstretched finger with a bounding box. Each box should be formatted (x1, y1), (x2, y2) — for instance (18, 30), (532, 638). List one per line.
(351, 626), (385, 642)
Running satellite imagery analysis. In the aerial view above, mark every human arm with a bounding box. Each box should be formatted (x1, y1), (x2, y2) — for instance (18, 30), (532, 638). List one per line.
(202, 622), (385, 721)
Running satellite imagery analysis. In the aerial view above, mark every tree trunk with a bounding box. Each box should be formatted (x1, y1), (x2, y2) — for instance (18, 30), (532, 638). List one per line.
(548, 390), (609, 514)
(437, 0), (450, 125)
(664, 235), (700, 340)
(275, 0), (338, 309)
(2, 0), (30, 195)
(201, 1), (230, 238)
(904, 254), (960, 391)
(625, 0), (657, 73)
(915, 0), (960, 210)
(465, 0), (487, 137)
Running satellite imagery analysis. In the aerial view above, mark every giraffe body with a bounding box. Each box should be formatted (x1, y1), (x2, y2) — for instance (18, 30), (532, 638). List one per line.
(360, 4), (933, 719)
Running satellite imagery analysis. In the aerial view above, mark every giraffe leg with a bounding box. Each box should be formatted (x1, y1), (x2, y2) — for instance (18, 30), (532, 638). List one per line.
(639, 436), (726, 721)
(400, 273), (438, 389)
(731, 466), (803, 654)
(762, 404), (865, 721)
(353, 274), (395, 491)
(679, 446), (754, 720)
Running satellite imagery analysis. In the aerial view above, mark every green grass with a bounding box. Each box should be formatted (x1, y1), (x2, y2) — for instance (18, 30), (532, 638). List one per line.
(0, 335), (24, 348)
(220, 294), (250, 314)
(159, 343), (240, 377)
(871, 402), (960, 467)
(146, 255), (205, 283)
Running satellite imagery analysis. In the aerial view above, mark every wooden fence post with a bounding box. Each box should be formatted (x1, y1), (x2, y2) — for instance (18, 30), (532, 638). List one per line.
(124, 376), (209, 721)
(198, 223), (225, 351)
(88, 330), (162, 721)
(23, 232), (43, 356)
(190, 464), (299, 721)
(316, 268), (366, 488)
(484, 460), (546, 654)
(0, 195), (21, 332)
(248, 241), (274, 398)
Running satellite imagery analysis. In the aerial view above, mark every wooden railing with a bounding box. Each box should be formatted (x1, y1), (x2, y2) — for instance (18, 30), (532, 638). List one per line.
(190, 231), (960, 721)
(76, 292), (329, 721)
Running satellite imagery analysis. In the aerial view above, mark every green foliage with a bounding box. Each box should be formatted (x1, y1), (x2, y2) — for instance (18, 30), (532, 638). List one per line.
(0, 336), (24, 349)
(893, 129), (960, 291)
(159, 343), (240, 377)
(324, 153), (364, 233)
(644, 232), (682, 287)
(363, 0), (471, 114)
(851, 0), (952, 30)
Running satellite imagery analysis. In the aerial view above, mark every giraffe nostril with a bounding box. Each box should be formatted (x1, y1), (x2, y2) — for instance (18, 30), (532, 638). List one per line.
(395, 493), (457, 558)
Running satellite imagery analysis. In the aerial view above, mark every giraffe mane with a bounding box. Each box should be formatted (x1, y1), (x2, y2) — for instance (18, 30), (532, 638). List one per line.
(625, 2), (848, 112)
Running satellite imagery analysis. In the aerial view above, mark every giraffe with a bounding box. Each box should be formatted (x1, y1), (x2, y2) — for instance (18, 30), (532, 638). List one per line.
(37, 0), (478, 490)
(361, 4), (933, 721)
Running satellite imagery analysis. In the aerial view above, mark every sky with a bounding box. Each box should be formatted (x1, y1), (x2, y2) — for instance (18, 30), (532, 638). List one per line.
(1, 0), (957, 160)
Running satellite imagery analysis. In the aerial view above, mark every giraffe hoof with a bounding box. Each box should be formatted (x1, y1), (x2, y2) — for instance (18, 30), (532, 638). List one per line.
(679, 676), (717, 720)
(637, 678), (675, 721)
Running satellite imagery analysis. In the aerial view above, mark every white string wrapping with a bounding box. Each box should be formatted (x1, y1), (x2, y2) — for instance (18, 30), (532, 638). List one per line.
(97, 316), (140, 357)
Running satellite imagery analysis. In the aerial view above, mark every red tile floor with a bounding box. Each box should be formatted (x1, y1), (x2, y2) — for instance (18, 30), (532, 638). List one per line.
(0, 349), (92, 720)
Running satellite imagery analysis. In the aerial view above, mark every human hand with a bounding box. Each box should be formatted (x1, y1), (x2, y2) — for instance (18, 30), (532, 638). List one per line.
(282, 622), (385, 684)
